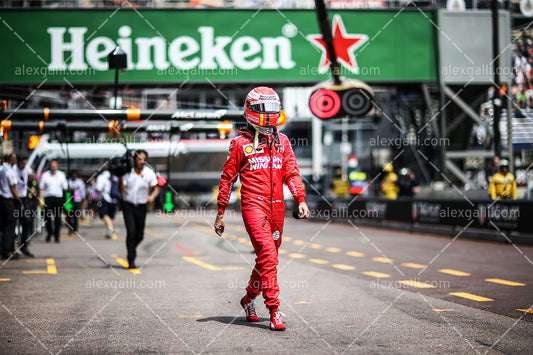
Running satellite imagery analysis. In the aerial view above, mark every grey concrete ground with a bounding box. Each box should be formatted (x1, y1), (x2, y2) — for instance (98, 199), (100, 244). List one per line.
(0, 210), (532, 354)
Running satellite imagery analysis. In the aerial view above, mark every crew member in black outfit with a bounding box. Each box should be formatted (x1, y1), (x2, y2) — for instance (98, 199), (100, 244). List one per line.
(118, 150), (159, 269)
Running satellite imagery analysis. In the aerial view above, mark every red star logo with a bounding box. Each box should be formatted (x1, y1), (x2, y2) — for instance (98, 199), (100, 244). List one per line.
(307, 15), (369, 74)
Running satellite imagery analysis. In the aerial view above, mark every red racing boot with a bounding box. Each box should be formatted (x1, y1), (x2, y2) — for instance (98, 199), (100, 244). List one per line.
(240, 295), (259, 322)
(269, 309), (286, 331)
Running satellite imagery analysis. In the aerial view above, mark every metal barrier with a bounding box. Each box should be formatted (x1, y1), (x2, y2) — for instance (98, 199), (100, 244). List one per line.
(303, 197), (533, 235)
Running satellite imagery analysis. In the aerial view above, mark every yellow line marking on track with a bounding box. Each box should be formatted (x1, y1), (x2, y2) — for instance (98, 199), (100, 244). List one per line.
(346, 251), (365, 257)
(449, 292), (493, 302)
(0, 278), (11, 281)
(226, 235), (238, 240)
(227, 225), (247, 233)
(288, 253), (306, 259)
(23, 258), (56, 274)
(292, 240), (305, 245)
(115, 258), (127, 266)
(294, 301), (313, 304)
(182, 256), (221, 271)
(47, 265), (57, 274)
(111, 233), (118, 240)
(439, 269), (470, 276)
(399, 280), (436, 288)
(325, 247), (342, 253)
(116, 258), (141, 274)
(373, 257), (393, 263)
(309, 243), (323, 249)
(278, 249), (288, 255)
(332, 264), (356, 270)
(517, 308), (533, 314)
(402, 263), (426, 269)
(309, 259), (329, 264)
(362, 271), (390, 278)
(433, 309), (455, 312)
(485, 278), (525, 286)
(283, 236), (292, 241)
(237, 238), (248, 243)
(145, 228), (152, 234)
(61, 234), (75, 240)
(22, 270), (48, 274)
(193, 225), (215, 235)
(178, 315), (203, 318)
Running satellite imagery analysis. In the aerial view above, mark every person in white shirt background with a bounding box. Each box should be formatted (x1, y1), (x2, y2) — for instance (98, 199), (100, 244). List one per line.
(66, 170), (86, 237)
(0, 153), (21, 260)
(95, 168), (120, 239)
(39, 160), (68, 243)
(118, 150), (159, 269)
(14, 155), (35, 258)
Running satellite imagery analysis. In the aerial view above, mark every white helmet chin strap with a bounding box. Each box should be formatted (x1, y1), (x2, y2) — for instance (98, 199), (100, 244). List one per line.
(249, 123), (274, 149)
(251, 123), (274, 136)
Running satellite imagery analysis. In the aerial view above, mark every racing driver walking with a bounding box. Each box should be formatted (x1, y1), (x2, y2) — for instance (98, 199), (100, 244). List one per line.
(214, 86), (310, 331)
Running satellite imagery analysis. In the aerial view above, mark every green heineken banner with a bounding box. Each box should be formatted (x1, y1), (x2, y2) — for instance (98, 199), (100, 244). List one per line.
(0, 9), (437, 84)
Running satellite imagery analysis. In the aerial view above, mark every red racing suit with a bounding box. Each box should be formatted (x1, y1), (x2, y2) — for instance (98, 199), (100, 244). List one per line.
(217, 128), (306, 309)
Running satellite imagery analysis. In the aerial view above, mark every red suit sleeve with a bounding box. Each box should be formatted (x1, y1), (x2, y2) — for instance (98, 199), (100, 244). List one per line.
(217, 138), (242, 215)
(282, 135), (306, 205)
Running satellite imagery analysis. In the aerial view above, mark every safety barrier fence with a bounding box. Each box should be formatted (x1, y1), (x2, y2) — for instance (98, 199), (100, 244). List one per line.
(301, 197), (533, 236)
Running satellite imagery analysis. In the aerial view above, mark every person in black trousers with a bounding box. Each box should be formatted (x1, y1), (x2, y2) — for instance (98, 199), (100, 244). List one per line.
(39, 160), (67, 243)
(118, 150), (159, 269)
(14, 155), (35, 257)
(0, 153), (20, 260)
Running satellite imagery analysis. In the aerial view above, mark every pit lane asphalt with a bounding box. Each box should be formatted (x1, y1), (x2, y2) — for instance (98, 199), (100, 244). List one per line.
(0, 210), (531, 354)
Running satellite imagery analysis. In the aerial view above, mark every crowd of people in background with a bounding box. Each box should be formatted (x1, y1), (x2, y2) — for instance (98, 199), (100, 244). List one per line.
(0, 0), (414, 9)
(331, 159), (518, 200)
(0, 151), (159, 261)
(511, 36), (533, 111)
(330, 162), (420, 200)
(0, 153), (29, 259)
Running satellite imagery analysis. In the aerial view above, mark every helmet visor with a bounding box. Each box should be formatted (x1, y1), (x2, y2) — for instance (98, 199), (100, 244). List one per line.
(247, 101), (281, 113)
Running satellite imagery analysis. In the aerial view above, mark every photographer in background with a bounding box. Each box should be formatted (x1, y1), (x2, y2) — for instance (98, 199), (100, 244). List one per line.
(118, 150), (159, 269)
(397, 168), (420, 199)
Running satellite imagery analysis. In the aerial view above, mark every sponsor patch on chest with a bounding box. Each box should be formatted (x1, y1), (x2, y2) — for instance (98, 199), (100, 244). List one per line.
(248, 155), (282, 171)
(243, 143), (264, 156)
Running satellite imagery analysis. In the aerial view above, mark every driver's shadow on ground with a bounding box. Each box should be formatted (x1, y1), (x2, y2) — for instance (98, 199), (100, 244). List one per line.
(197, 316), (270, 330)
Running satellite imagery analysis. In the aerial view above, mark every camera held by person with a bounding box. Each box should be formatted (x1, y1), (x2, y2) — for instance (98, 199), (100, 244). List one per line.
(110, 150), (134, 177)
